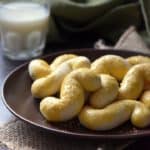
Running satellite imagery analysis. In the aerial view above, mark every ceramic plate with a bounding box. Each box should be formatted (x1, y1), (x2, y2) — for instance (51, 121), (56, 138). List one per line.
(2, 49), (150, 139)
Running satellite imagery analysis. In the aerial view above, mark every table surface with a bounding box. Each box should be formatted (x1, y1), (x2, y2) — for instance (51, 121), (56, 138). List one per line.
(0, 43), (150, 150)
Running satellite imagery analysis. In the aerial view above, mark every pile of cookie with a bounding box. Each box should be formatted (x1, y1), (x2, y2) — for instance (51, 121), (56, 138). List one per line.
(28, 54), (150, 131)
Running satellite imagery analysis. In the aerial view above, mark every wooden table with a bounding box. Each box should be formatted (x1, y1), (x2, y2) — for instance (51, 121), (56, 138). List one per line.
(0, 43), (150, 150)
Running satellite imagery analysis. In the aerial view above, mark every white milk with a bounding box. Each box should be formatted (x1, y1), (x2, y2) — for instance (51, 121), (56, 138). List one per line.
(0, 2), (49, 60)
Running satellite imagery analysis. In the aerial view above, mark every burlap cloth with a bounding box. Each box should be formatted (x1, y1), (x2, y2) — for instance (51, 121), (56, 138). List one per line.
(0, 26), (150, 150)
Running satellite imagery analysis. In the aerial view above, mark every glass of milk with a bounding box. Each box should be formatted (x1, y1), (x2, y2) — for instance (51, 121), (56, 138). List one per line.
(0, 0), (50, 60)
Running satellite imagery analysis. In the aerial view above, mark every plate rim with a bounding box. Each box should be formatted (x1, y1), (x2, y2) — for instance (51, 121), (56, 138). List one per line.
(2, 48), (150, 139)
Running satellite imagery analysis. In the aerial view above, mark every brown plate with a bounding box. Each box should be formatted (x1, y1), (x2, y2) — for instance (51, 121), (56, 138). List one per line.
(2, 49), (150, 139)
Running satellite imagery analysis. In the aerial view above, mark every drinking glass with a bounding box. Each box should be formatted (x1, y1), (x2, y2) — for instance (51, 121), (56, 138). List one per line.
(0, 0), (50, 60)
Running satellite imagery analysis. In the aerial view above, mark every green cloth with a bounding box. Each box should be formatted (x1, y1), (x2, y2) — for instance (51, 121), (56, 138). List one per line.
(45, 0), (150, 44)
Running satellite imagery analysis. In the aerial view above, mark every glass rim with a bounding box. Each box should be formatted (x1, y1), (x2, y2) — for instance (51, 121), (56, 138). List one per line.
(0, 1), (50, 10)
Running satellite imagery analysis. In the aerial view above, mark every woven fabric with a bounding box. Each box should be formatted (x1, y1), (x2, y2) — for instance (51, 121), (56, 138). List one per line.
(95, 26), (150, 53)
(0, 119), (135, 150)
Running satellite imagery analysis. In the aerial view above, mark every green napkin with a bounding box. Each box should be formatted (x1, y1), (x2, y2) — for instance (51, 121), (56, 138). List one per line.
(1, 0), (149, 44)
(48, 0), (144, 44)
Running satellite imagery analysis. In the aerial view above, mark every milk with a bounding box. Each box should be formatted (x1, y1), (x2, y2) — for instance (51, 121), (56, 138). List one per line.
(0, 2), (49, 60)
